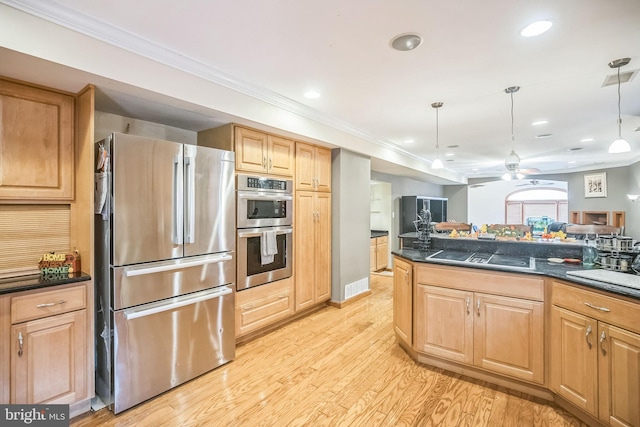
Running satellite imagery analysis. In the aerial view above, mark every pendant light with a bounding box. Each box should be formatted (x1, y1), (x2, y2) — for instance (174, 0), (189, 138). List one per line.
(431, 102), (444, 169)
(502, 86), (524, 180)
(608, 58), (631, 154)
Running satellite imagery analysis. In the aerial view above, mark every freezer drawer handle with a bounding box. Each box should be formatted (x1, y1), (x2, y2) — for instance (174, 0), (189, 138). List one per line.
(124, 254), (233, 277)
(124, 286), (233, 320)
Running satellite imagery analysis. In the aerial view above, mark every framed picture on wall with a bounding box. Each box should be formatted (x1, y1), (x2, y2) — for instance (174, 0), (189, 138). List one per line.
(584, 172), (607, 198)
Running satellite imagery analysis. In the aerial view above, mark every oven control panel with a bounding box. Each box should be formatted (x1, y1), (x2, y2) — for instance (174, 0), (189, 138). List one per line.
(238, 174), (292, 193)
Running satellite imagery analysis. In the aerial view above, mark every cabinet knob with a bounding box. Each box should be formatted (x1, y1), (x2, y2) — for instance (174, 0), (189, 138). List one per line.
(586, 325), (593, 349)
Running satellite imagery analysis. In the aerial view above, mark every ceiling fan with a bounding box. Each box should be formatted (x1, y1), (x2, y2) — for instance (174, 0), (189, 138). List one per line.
(516, 179), (555, 187)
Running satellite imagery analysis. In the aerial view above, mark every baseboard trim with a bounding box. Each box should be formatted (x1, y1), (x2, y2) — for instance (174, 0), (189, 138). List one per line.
(327, 289), (372, 308)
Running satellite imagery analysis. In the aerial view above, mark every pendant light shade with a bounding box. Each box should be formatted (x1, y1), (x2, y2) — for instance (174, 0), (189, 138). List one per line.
(502, 86), (524, 180)
(431, 102), (444, 169)
(608, 58), (631, 154)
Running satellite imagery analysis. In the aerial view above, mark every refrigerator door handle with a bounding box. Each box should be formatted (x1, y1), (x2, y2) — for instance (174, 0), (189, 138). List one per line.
(184, 156), (195, 244)
(124, 253), (233, 277)
(172, 155), (184, 245)
(123, 286), (233, 320)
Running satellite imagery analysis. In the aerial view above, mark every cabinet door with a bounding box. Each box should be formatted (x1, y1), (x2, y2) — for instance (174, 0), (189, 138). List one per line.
(375, 237), (388, 270)
(235, 127), (267, 173)
(314, 192), (332, 303)
(598, 323), (640, 427)
(295, 191), (315, 311)
(0, 79), (74, 200)
(267, 135), (294, 177)
(295, 142), (315, 191)
(393, 257), (413, 345)
(550, 306), (598, 416)
(314, 146), (332, 192)
(11, 310), (86, 404)
(474, 293), (544, 384)
(415, 284), (473, 364)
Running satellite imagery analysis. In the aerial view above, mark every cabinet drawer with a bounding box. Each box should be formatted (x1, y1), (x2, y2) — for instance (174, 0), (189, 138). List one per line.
(235, 277), (294, 336)
(376, 235), (388, 244)
(11, 285), (86, 324)
(552, 280), (640, 335)
(416, 264), (544, 301)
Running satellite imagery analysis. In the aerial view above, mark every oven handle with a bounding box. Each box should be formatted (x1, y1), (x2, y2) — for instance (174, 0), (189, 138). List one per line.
(124, 253), (233, 277)
(237, 192), (293, 201)
(123, 286), (233, 320)
(238, 228), (293, 238)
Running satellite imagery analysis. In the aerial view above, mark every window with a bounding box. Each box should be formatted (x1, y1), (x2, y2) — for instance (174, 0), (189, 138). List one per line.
(505, 189), (568, 224)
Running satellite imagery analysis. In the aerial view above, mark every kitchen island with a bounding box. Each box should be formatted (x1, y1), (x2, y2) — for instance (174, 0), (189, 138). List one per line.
(392, 240), (640, 427)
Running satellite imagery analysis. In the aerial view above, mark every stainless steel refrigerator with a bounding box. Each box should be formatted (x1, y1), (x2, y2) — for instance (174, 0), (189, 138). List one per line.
(94, 133), (236, 414)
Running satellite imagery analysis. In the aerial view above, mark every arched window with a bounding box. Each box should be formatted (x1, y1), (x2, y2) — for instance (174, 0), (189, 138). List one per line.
(505, 188), (568, 224)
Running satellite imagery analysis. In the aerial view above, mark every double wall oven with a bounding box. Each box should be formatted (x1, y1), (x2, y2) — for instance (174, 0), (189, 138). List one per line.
(237, 174), (293, 291)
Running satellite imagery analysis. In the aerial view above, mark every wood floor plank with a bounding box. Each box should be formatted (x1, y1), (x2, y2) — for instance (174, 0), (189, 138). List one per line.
(71, 274), (586, 427)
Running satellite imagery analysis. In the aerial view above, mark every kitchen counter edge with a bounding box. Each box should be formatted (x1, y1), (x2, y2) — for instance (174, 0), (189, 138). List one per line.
(0, 272), (92, 295)
(393, 248), (640, 301)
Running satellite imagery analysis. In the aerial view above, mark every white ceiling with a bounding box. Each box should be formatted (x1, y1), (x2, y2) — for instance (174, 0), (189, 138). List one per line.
(2, 0), (640, 182)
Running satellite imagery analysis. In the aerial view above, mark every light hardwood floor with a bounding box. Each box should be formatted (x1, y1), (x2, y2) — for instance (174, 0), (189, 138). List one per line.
(72, 274), (586, 427)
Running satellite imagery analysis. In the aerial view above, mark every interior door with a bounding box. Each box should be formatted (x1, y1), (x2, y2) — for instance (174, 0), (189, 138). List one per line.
(184, 145), (235, 257)
(112, 134), (183, 265)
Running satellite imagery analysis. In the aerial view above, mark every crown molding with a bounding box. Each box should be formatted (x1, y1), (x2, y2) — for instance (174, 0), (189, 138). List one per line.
(0, 0), (457, 179)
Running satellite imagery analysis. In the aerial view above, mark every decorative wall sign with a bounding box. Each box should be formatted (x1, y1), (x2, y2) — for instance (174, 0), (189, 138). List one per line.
(584, 172), (607, 198)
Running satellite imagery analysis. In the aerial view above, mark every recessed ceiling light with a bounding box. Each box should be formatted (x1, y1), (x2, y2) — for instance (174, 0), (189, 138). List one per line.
(390, 33), (422, 51)
(304, 90), (321, 99)
(580, 138), (595, 142)
(404, 139), (414, 144)
(536, 134), (553, 138)
(445, 153), (454, 157)
(569, 147), (583, 151)
(520, 20), (553, 37)
(531, 120), (548, 126)
(447, 144), (459, 148)
(568, 161), (577, 164)
(472, 168), (479, 172)
(446, 159), (454, 162)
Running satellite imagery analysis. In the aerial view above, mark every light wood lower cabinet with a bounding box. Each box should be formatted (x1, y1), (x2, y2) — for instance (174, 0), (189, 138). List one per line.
(11, 310), (86, 404)
(551, 280), (640, 426)
(392, 257), (413, 345)
(414, 264), (545, 385)
(235, 278), (295, 337)
(3, 281), (92, 409)
(294, 191), (331, 311)
(370, 236), (388, 272)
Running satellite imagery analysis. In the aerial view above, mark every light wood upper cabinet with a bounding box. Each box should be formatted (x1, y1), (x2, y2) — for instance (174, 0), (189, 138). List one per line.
(295, 142), (331, 192)
(235, 127), (267, 174)
(0, 78), (74, 201)
(234, 127), (294, 176)
(393, 257), (413, 346)
(198, 124), (294, 177)
(295, 191), (331, 311)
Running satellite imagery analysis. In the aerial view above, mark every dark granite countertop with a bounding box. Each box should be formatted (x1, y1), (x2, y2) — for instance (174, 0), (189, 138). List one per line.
(371, 230), (389, 238)
(0, 272), (91, 295)
(393, 248), (640, 301)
